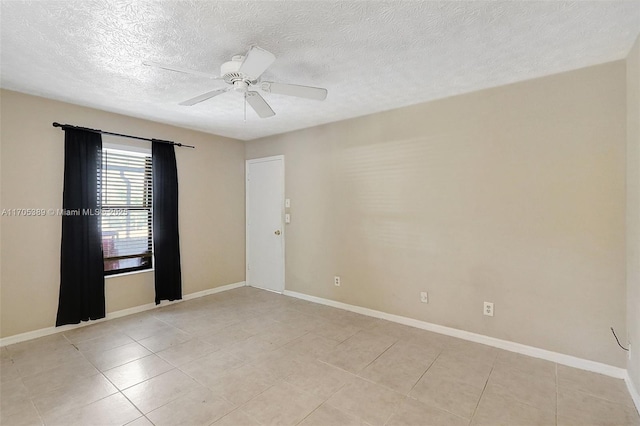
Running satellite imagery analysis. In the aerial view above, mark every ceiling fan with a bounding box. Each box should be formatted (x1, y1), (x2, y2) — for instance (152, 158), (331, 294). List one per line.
(144, 46), (328, 118)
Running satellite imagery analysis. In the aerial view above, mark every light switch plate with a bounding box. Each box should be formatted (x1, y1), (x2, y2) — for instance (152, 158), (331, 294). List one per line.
(285, 198), (291, 208)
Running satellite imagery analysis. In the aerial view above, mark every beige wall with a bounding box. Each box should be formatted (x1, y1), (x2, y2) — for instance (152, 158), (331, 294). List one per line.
(246, 61), (628, 367)
(0, 90), (246, 338)
(627, 34), (640, 391)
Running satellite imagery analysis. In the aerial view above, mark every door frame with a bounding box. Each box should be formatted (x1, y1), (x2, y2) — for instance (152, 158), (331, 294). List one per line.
(245, 155), (285, 293)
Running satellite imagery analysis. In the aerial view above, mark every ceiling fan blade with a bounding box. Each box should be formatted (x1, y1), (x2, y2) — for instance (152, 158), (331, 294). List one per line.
(143, 61), (221, 79)
(261, 81), (328, 101)
(179, 88), (230, 106)
(246, 91), (275, 118)
(238, 46), (276, 80)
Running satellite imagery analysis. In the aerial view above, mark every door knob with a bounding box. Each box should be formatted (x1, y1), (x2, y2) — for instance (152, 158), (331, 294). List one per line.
(274, 230), (281, 235)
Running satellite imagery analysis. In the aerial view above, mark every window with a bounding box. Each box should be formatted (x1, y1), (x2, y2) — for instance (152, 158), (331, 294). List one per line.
(101, 148), (153, 275)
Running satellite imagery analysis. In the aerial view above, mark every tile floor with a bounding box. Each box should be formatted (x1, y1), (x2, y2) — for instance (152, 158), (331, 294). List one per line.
(1, 287), (638, 426)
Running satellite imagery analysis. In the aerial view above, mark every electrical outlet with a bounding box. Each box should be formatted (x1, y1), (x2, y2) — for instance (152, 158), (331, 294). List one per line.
(420, 291), (428, 303)
(334, 276), (341, 287)
(484, 302), (494, 317)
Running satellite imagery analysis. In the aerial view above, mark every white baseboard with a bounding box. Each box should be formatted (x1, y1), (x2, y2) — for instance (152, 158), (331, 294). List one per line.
(626, 372), (640, 415)
(0, 281), (245, 347)
(283, 289), (628, 380)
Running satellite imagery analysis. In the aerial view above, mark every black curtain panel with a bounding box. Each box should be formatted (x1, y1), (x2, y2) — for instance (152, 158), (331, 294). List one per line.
(56, 129), (105, 326)
(152, 141), (182, 304)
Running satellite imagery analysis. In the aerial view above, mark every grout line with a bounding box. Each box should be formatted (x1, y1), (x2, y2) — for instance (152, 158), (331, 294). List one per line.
(358, 338), (398, 372)
(406, 348), (443, 395)
(27, 396), (45, 425)
(469, 358), (496, 422)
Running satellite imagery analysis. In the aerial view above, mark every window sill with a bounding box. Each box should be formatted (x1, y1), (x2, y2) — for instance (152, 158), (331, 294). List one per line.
(105, 269), (154, 279)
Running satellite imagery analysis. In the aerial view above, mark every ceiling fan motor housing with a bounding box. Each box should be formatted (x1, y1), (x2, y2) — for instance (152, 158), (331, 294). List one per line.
(221, 55), (253, 91)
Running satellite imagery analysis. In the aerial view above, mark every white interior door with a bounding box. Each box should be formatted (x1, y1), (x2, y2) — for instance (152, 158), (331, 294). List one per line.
(246, 156), (285, 293)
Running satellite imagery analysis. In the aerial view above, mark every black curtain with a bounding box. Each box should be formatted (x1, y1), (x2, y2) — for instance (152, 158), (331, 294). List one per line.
(56, 129), (105, 326)
(152, 142), (182, 304)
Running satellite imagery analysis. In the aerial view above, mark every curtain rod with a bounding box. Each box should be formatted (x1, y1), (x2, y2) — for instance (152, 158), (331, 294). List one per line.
(52, 122), (195, 149)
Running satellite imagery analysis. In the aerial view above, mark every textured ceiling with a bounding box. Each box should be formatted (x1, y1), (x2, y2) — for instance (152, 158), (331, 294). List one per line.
(1, 1), (639, 141)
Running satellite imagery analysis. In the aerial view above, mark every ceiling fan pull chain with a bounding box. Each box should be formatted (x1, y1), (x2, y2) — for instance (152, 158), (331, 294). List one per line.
(244, 93), (247, 123)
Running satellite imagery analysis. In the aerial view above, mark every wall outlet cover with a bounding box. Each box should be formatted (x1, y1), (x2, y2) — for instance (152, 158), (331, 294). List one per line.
(484, 301), (494, 317)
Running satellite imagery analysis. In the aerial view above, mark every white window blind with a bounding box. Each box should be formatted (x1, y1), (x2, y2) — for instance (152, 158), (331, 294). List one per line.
(101, 148), (153, 275)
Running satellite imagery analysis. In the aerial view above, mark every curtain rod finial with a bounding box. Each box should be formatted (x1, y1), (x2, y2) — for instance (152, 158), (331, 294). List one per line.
(52, 122), (61, 127)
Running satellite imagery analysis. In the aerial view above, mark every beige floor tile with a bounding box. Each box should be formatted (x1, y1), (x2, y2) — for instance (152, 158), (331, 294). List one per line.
(0, 358), (21, 383)
(291, 302), (344, 321)
(285, 359), (354, 399)
(250, 348), (312, 380)
(123, 369), (201, 414)
(257, 322), (309, 347)
(1, 378), (31, 417)
(471, 384), (555, 426)
(558, 365), (635, 407)
(146, 387), (236, 426)
(170, 314), (238, 336)
(109, 312), (154, 329)
(21, 356), (99, 396)
(1, 287), (637, 426)
(199, 362), (277, 405)
(124, 416), (154, 426)
(558, 415), (640, 426)
(33, 374), (117, 422)
(102, 354), (174, 390)
(493, 351), (556, 381)
(326, 377), (404, 425)
(358, 340), (438, 394)
(337, 311), (383, 330)
(117, 316), (177, 341)
(0, 347), (11, 360)
(280, 312), (331, 332)
(486, 367), (556, 410)
(137, 327), (192, 353)
(387, 396), (469, 426)
(410, 364), (484, 420)
(198, 322), (256, 350)
(213, 409), (261, 426)
(156, 338), (217, 366)
(238, 316), (281, 335)
(441, 340), (498, 367)
(44, 392), (142, 426)
(63, 322), (116, 344)
(12, 344), (84, 377)
(320, 330), (397, 373)
(84, 342), (152, 371)
(241, 381), (323, 425)
(427, 353), (494, 389)
(180, 348), (247, 382)
(299, 403), (364, 426)
(558, 387), (640, 426)
(7, 334), (71, 358)
(73, 331), (135, 354)
(368, 322), (446, 348)
(221, 335), (283, 363)
(312, 320), (362, 343)
(0, 399), (43, 426)
(282, 332), (341, 357)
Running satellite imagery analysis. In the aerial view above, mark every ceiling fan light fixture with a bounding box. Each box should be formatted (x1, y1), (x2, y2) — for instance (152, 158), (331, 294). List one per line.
(233, 80), (249, 93)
